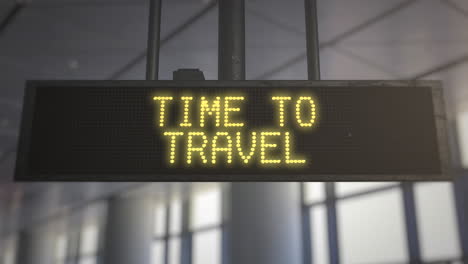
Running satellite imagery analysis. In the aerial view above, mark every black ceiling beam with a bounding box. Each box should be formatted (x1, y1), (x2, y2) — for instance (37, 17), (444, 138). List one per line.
(0, 2), (25, 38)
(320, 0), (419, 47)
(27, 0), (148, 8)
(440, 0), (468, 19)
(411, 54), (468, 80)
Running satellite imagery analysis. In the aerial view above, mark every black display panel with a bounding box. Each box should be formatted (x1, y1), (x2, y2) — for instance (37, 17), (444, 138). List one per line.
(15, 80), (450, 181)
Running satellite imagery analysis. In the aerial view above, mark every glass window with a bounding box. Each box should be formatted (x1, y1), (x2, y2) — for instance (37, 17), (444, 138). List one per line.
(154, 203), (167, 237)
(152, 185), (223, 264)
(169, 199), (182, 235)
(54, 234), (67, 264)
(336, 182), (398, 197)
(168, 237), (181, 264)
(304, 182), (325, 204)
(2, 236), (16, 264)
(415, 183), (462, 261)
(192, 229), (221, 264)
(152, 198), (182, 264)
(80, 225), (99, 256)
(78, 256), (96, 264)
(151, 240), (165, 264)
(457, 110), (468, 168)
(77, 224), (99, 264)
(190, 185), (223, 264)
(337, 189), (408, 263)
(191, 187), (222, 229)
(310, 205), (329, 264)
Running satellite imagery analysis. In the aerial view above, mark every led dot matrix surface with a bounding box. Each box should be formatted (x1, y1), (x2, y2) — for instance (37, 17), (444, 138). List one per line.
(16, 81), (445, 181)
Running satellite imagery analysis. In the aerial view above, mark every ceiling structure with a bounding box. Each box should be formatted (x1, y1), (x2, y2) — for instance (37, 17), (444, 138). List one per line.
(1, 0), (468, 232)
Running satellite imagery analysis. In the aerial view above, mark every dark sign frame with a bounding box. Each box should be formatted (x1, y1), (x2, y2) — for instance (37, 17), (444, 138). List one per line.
(15, 80), (450, 181)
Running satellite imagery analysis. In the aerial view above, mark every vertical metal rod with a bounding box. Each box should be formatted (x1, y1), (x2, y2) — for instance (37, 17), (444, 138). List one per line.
(325, 183), (340, 264)
(146, 0), (163, 80)
(181, 196), (193, 264)
(304, 0), (321, 80)
(300, 184), (313, 264)
(401, 182), (422, 263)
(75, 227), (82, 264)
(221, 184), (231, 264)
(218, 0), (245, 80)
(305, 0), (339, 263)
(0, 3), (24, 37)
(163, 203), (171, 264)
(218, 3), (245, 264)
(453, 173), (468, 258)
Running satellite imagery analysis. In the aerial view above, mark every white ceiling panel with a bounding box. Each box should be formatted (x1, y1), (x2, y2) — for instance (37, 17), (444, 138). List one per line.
(246, 0), (307, 36)
(335, 0), (468, 77)
(445, 0), (468, 14)
(321, 47), (394, 79)
(422, 62), (468, 114)
(0, 5), (149, 53)
(336, 41), (468, 78)
(317, 0), (407, 43)
(342, 0), (468, 44)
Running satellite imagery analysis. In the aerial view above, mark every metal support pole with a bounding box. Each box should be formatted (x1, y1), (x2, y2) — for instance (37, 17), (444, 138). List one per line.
(146, 0), (163, 80)
(181, 197), (193, 264)
(163, 203), (171, 264)
(228, 183), (303, 264)
(401, 182), (422, 263)
(218, 0), (245, 80)
(454, 169), (468, 260)
(101, 195), (154, 264)
(300, 184), (312, 264)
(325, 183), (340, 264)
(219, 4), (303, 264)
(305, 1), (339, 263)
(221, 184), (230, 264)
(304, 0), (321, 80)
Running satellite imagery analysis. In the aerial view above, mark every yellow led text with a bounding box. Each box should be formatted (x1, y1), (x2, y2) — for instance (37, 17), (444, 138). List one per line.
(161, 131), (304, 166)
(153, 93), (316, 167)
(153, 96), (173, 127)
(271, 95), (317, 128)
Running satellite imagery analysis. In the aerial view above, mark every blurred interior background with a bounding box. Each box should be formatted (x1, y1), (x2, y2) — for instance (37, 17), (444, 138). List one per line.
(1, 0), (468, 263)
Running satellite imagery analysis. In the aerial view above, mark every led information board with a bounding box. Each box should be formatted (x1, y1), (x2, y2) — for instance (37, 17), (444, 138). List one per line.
(15, 80), (450, 181)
